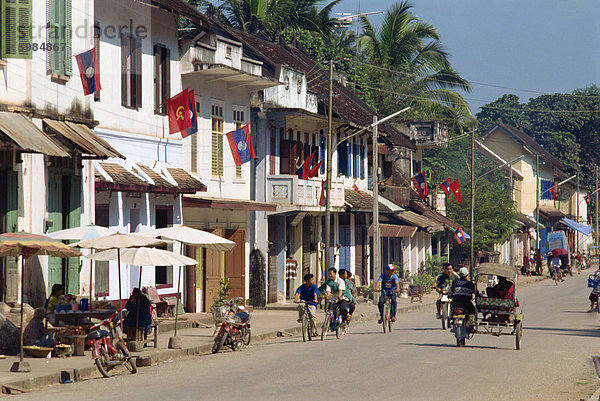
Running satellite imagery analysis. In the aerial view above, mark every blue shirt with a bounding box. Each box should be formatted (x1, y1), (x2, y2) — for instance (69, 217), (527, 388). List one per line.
(377, 273), (399, 293)
(296, 283), (319, 305)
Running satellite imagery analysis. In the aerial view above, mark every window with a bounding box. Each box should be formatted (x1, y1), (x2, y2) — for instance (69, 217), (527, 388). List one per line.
(47, 0), (72, 76)
(360, 144), (365, 179)
(211, 104), (224, 177)
(233, 109), (245, 178)
(155, 206), (173, 287)
(269, 126), (276, 175)
(93, 26), (100, 101)
(1, 0), (32, 59)
(319, 131), (325, 175)
(225, 46), (232, 59)
(94, 204), (109, 296)
(541, 179), (553, 200)
(191, 101), (200, 173)
(353, 141), (359, 178)
(154, 44), (170, 114)
(121, 34), (142, 109)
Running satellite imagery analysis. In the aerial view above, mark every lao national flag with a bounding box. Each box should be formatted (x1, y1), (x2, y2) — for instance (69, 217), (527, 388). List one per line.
(167, 89), (191, 134)
(226, 124), (256, 166)
(411, 171), (428, 200)
(183, 90), (198, 138)
(75, 48), (101, 95)
(440, 179), (450, 198)
(450, 179), (463, 204)
(453, 226), (466, 244)
(319, 180), (326, 206)
(585, 195), (591, 206)
(295, 151), (315, 180)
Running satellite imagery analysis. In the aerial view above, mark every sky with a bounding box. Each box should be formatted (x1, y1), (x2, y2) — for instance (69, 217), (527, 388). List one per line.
(332, 0), (600, 114)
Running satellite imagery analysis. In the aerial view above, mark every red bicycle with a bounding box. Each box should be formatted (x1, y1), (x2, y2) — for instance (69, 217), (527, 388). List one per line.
(86, 308), (137, 377)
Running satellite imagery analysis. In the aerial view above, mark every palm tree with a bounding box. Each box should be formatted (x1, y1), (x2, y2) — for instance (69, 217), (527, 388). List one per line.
(359, 1), (474, 128)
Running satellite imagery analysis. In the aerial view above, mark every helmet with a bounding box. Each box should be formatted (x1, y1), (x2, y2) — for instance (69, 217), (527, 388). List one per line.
(458, 267), (469, 277)
(385, 264), (396, 271)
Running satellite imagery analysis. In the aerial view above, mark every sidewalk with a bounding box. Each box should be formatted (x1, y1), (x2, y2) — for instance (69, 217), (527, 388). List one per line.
(0, 292), (437, 394)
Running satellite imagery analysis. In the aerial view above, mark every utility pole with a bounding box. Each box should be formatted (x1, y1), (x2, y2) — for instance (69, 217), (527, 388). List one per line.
(469, 128), (475, 277)
(372, 115), (380, 280)
(324, 60), (334, 271)
(596, 166), (599, 248)
(576, 173), (580, 253)
(535, 154), (540, 252)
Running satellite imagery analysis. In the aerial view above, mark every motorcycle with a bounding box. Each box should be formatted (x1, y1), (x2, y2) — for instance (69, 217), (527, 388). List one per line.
(438, 285), (452, 330)
(85, 308), (137, 377)
(451, 305), (472, 347)
(212, 299), (252, 353)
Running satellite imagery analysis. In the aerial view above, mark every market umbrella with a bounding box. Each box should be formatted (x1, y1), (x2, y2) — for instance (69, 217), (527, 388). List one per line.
(552, 248), (568, 257)
(73, 233), (169, 330)
(87, 247), (197, 339)
(0, 232), (81, 372)
(47, 224), (116, 300)
(138, 225), (236, 340)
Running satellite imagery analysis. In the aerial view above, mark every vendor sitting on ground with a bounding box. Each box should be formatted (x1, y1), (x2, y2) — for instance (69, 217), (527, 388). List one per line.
(45, 284), (64, 314)
(23, 307), (55, 347)
(123, 288), (153, 333)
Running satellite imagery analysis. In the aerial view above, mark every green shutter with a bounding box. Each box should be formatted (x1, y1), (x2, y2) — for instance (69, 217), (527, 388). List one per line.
(5, 170), (19, 301)
(47, 0), (58, 72)
(66, 174), (80, 294)
(63, 0), (71, 76)
(2, 0), (32, 59)
(47, 171), (63, 292)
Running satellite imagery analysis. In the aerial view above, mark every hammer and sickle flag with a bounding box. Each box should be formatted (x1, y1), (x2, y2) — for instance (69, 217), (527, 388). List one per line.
(167, 89), (192, 135)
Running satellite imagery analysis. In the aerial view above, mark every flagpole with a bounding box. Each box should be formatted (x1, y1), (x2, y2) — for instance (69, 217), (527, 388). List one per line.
(324, 60), (334, 273)
(576, 173), (579, 254)
(470, 128), (475, 277)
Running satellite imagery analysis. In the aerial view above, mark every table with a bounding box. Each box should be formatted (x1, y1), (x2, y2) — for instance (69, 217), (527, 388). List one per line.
(53, 310), (117, 327)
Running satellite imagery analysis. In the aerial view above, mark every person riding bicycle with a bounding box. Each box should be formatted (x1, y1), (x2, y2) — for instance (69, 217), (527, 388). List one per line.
(434, 263), (459, 319)
(294, 273), (319, 336)
(375, 264), (400, 324)
(550, 255), (563, 282)
(450, 267), (475, 315)
(339, 269), (357, 323)
(318, 268), (350, 326)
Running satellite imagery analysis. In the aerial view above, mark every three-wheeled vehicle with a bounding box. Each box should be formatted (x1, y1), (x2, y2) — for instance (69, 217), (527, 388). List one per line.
(451, 263), (523, 350)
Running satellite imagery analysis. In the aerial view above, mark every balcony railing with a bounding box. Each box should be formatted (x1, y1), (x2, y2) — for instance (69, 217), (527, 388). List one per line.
(267, 175), (344, 207)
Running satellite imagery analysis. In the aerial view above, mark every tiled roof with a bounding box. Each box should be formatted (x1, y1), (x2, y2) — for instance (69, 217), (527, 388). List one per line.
(408, 199), (460, 229)
(344, 189), (391, 213)
(166, 167), (206, 192)
(396, 211), (444, 232)
(136, 164), (175, 188)
(100, 163), (147, 187)
(153, 0), (210, 28)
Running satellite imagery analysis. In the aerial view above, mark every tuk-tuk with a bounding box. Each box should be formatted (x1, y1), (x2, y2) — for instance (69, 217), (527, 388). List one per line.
(454, 263), (523, 349)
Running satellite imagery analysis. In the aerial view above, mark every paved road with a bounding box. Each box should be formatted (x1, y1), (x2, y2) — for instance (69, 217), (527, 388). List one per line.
(15, 273), (600, 401)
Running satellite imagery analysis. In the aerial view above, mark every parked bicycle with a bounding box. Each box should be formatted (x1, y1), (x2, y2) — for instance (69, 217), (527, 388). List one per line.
(297, 300), (317, 342)
(321, 298), (347, 340)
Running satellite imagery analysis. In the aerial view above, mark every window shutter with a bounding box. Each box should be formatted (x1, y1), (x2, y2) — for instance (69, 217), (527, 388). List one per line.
(319, 134), (325, 175)
(164, 47), (170, 114)
(360, 144), (365, 179)
(134, 37), (142, 108)
(153, 44), (160, 113)
(93, 29), (100, 101)
(2, 0), (32, 59)
(191, 131), (197, 173)
(347, 141), (352, 178)
(280, 139), (291, 174)
(337, 142), (347, 176)
(63, 0), (71, 75)
(120, 34), (127, 106)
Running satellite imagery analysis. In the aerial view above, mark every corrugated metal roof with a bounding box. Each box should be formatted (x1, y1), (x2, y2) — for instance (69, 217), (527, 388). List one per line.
(0, 112), (69, 157)
(368, 223), (417, 238)
(44, 119), (124, 159)
(345, 189), (392, 212)
(396, 211), (444, 232)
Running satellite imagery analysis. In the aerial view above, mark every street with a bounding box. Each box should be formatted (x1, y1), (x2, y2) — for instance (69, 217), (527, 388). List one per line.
(13, 273), (599, 401)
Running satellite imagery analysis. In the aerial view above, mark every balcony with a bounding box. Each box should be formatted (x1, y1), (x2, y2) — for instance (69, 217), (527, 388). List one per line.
(266, 175), (345, 209)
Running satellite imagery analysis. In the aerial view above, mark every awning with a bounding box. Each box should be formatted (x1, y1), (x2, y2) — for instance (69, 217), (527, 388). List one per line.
(396, 210), (444, 232)
(183, 64), (280, 91)
(368, 223), (417, 238)
(516, 213), (544, 229)
(183, 194), (277, 212)
(345, 189), (403, 213)
(0, 112), (69, 157)
(44, 119), (124, 159)
(538, 205), (565, 219)
(560, 217), (592, 236)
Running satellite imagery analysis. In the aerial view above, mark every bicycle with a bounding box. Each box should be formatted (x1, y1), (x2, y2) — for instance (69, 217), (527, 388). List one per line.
(321, 298), (347, 340)
(380, 290), (396, 333)
(297, 301), (317, 342)
(552, 266), (561, 285)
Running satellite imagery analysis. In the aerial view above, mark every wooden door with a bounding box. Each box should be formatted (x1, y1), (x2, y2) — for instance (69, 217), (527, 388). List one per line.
(185, 246), (197, 312)
(225, 229), (245, 299)
(302, 220), (311, 278)
(204, 229), (223, 310)
(46, 171), (63, 292)
(267, 217), (278, 303)
(1, 170), (18, 302)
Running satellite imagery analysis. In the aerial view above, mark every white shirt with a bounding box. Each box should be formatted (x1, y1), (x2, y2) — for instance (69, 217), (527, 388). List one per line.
(326, 277), (348, 301)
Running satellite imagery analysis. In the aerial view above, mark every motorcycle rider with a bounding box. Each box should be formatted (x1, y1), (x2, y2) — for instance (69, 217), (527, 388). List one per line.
(375, 264), (400, 324)
(434, 263), (459, 319)
(450, 267), (475, 315)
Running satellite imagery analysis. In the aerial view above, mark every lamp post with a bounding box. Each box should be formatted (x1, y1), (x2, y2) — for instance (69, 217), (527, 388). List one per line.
(470, 154), (524, 277)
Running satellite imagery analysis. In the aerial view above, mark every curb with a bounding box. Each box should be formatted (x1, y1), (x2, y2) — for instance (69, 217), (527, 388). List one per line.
(0, 299), (436, 395)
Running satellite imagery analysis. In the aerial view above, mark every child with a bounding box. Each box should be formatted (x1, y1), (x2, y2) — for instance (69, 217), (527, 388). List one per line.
(339, 269), (357, 323)
(294, 274), (319, 335)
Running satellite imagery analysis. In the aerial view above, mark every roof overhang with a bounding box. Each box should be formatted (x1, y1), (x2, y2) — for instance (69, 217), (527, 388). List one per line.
(183, 64), (280, 91)
(476, 140), (524, 181)
(538, 205), (566, 219)
(395, 210), (444, 232)
(0, 112), (69, 157)
(368, 223), (417, 238)
(183, 195), (277, 212)
(44, 119), (124, 159)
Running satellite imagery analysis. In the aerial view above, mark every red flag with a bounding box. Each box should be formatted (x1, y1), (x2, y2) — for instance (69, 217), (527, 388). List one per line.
(353, 182), (367, 198)
(296, 151), (315, 180)
(440, 179), (450, 198)
(450, 179), (462, 204)
(307, 159), (323, 179)
(167, 89), (191, 134)
(319, 180), (326, 206)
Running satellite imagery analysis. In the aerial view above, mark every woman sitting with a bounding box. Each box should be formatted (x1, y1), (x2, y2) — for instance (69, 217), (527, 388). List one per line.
(23, 308), (55, 347)
(124, 288), (153, 334)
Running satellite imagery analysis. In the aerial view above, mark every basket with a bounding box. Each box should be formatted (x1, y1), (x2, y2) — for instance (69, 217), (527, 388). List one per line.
(23, 346), (53, 358)
(211, 305), (231, 323)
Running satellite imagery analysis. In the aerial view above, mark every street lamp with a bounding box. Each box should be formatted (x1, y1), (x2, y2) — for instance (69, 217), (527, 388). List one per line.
(470, 154), (524, 277)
